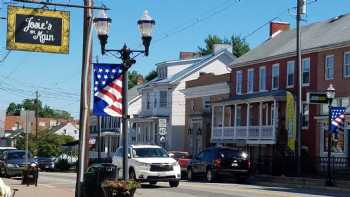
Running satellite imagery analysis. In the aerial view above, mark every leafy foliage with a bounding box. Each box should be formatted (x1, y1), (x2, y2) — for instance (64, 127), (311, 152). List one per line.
(198, 34), (250, 57)
(6, 99), (72, 119)
(144, 70), (158, 82)
(128, 70), (143, 89)
(15, 130), (75, 157)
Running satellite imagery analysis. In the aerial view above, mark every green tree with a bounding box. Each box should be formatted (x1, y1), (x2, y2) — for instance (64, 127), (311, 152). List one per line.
(128, 70), (143, 89)
(6, 102), (19, 115)
(144, 70), (158, 82)
(231, 35), (250, 57)
(198, 34), (250, 57)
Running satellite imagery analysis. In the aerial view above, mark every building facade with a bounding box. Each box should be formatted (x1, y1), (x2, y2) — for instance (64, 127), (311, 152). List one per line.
(212, 15), (350, 174)
(132, 48), (235, 151)
(183, 73), (231, 155)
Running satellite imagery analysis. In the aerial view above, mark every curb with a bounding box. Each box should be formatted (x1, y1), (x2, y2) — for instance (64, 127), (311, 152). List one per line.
(253, 175), (350, 193)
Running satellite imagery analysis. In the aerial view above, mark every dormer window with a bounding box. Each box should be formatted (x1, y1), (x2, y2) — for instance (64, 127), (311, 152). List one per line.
(158, 67), (167, 79)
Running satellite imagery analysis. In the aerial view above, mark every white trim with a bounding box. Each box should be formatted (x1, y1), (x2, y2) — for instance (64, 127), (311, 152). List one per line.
(247, 68), (254, 94)
(343, 51), (350, 78)
(302, 57), (311, 86)
(236, 70), (243, 95)
(325, 54), (334, 80)
(259, 66), (266, 92)
(272, 63), (279, 90)
(286, 60), (295, 88)
(182, 82), (230, 98)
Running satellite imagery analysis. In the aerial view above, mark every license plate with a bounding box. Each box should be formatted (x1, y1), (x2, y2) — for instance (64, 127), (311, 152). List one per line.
(231, 163), (238, 167)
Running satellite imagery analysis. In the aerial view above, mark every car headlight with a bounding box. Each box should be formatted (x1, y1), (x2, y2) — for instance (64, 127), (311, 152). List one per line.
(6, 163), (18, 168)
(241, 152), (248, 159)
(171, 161), (180, 167)
(136, 161), (150, 167)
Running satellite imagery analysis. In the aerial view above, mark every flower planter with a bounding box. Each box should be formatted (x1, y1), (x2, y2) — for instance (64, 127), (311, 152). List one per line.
(101, 180), (139, 197)
(21, 166), (39, 187)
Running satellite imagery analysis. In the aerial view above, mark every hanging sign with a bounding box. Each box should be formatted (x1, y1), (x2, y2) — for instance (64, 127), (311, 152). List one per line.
(6, 6), (70, 54)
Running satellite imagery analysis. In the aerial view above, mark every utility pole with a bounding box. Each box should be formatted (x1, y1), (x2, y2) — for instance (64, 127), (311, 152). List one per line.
(76, 0), (93, 196)
(35, 90), (39, 138)
(295, 0), (305, 176)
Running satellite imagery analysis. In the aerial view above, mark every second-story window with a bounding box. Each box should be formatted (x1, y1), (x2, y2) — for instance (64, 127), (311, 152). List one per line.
(247, 69), (254, 93)
(344, 52), (350, 77)
(259, 66), (266, 91)
(146, 93), (150, 109)
(302, 58), (310, 85)
(272, 64), (279, 90)
(287, 61), (295, 87)
(325, 55), (334, 80)
(159, 91), (167, 108)
(236, 70), (242, 95)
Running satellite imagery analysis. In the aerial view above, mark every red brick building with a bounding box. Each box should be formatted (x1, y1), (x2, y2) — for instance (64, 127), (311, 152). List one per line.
(212, 15), (350, 174)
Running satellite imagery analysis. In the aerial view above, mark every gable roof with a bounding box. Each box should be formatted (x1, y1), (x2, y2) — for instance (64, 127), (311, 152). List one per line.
(142, 49), (235, 88)
(232, 13), (350, 67)
(128, 84), (142, 102)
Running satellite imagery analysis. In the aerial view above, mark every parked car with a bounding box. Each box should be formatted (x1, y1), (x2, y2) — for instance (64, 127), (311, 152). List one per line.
(0, 147), (16, 159)
(169, 151), (191, 176)
(34, 156), (56, 171)
(112, 145), (181, 187)
(0, 150), (36, 177)
(187, 147), (251, 183)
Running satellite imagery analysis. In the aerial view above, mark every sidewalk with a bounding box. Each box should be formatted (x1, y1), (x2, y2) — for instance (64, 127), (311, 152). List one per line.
(3, 178), (74, 197)
(254, 174), (350, 193)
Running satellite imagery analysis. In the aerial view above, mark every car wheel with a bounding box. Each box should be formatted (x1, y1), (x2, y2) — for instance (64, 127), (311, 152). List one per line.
(169, 180), (179, 188)
(206, 169), (214, 183)
(187, 168), (193, 181)
(149, 181), (157, 185)
(129, 169), (136, 181)
(0, 167), (5, 177)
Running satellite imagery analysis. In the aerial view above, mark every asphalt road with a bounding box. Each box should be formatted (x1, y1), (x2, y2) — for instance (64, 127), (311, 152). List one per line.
(3, 172), (350, 197)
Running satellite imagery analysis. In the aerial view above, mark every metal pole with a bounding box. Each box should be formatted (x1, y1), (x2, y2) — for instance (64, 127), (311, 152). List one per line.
(122, 69), (129, 180)
(25, 111), (28, 167)
(326, 99), (335, 186)
(35, 90), (39, 138)
(296, 0), (303, 176)
(76, 0), (93, 196)
(98, 116), (102, 160)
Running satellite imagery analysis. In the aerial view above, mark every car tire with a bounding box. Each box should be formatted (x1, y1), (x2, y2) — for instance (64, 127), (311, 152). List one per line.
(206, 169), (215, 183)
(129, 169), (136, 181)
(0, 167), (5, 177)
(169, 180), (179, 188)
(149, 181), (157, 185)
(187, 168), (194, 181)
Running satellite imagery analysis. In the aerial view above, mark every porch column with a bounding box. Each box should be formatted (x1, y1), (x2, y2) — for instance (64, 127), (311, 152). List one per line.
(246, 103), (250, 138)
(259, 102), (263, 138)
(273, 99), (277, 139)
(211, 105), (214, 141)
(234, 104), (237, 139)
(221, 105), (225, 139)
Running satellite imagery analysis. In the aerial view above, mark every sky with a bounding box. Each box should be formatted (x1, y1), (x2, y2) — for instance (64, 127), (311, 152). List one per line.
(0, 0), (349, 119)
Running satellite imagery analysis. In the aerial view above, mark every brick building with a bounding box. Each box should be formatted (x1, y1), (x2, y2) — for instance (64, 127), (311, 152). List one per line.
(183, 73), (231, 155)
(211, 14), (350, 174)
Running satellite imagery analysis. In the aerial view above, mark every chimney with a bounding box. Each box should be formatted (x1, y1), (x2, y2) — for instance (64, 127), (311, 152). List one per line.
(179, 52), (201, 60)
(269, 21), (290, 37)
(213, 44), (232, 54)
(136, 76), (144, 85)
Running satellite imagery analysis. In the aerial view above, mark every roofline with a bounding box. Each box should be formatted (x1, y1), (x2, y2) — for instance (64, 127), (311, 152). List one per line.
(230, 41), (350, 68)
(170, 49), (234, 84)
(155, 56), (204, 66)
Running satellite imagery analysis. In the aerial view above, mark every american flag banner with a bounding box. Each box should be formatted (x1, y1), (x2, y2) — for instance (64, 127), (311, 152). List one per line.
(93, 63), (123, 117)
(331, 107), (346, 133)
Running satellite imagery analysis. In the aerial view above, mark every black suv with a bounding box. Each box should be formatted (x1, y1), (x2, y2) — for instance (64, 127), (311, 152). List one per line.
(187, 147), (251, 182)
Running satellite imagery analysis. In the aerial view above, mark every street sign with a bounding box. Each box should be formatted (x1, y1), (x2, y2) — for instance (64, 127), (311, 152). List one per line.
(159, 127), (167, 136)
(7, 6), (70, 54)
(159, 136), (166, 143)
(307, 92), (328, 104)
(159, 118), (167, 128)
(20, 110), (35, 133)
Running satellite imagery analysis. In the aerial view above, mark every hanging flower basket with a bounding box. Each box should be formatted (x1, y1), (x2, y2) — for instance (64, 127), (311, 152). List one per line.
(101, 180), (140, 197)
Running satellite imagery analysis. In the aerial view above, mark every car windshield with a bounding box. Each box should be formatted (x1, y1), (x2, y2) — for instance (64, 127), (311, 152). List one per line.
(218, 149), (240, 159)
(7, 152), (31, 160)
(133, 148), (169, 158)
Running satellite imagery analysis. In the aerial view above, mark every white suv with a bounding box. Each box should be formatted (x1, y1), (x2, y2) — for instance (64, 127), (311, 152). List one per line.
(112, 145), (181, 187)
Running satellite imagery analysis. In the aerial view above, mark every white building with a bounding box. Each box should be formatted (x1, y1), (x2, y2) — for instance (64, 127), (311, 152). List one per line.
(52, 122), (79, 140)
(131, 47), (235, 151)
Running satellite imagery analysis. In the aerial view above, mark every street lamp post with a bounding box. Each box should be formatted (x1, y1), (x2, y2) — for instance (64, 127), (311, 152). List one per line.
(326, 84), (336, 186)
(94, 10), (155, 180)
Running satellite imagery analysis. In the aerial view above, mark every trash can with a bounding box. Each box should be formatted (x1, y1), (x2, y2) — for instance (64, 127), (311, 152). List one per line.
(83, 163), (117, 197)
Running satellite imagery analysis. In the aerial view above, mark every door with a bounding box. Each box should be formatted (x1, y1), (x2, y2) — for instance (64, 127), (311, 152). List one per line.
(191, 151), (204, 174)
(190, 119), (203, 156)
